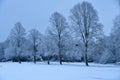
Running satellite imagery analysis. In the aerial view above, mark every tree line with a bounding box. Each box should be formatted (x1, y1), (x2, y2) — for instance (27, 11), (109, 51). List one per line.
(0, 1), (120, 66)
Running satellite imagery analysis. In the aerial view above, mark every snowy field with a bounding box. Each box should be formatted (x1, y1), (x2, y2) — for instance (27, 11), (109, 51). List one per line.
(0, 62), (120, 80)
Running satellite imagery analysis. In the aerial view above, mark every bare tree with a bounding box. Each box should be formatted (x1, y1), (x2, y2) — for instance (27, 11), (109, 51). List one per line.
(0, 43), (5, 60)
(48, 12), (68, 65)
(44, 35), (56, 65)
(45, 38), (51, 65)
(70, 2), (103, 66)
(9, 22), (26, 64)
(109, 15), (120, 62)
(29, 29), (42, 64)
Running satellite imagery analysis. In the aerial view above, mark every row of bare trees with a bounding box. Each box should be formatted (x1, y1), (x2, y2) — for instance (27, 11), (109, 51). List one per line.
(1, 1), (120, 66)
(0, 1), (103, 66)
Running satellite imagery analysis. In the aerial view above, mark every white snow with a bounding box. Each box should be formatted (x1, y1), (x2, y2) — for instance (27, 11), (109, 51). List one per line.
(0, 62), (120, 80)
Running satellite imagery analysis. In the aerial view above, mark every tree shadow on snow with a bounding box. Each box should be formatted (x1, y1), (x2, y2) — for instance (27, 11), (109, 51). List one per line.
(35, 62), (120, 68)
(58, 62), (120, 68)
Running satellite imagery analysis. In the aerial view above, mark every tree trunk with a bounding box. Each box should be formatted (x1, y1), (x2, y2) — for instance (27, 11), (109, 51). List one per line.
(59, 52), (62, 65)
(58, 34), (62, 65)
(60, 59), (62, 65)
(48, 60), (50, 65)
(33, 45), (36, 64)
(19, 61), (21, 64)
(34, 55), (36, 64)
(47, 56), (50, 65)
(84, 43), (89, 66)
(18, 56), (21, 64)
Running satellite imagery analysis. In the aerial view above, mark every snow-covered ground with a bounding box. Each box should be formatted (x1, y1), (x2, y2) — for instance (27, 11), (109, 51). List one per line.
(0, 62), (120, 80)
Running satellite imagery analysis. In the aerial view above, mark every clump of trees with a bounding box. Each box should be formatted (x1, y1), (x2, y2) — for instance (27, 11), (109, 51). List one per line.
(0, 1), (120, 66)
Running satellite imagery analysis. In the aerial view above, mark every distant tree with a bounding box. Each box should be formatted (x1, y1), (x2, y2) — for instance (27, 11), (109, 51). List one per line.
(9, 22), (26, 64)
(48, 12), (69, 65)
(44, 35), (56, 64)
(0, 43), (5, 61)
(29, 29), (42, 64)
(91, 36), (105, 62)
(98, 15), (120, 64)
(107, 15), (120, 63)
(70, 2), (103, 66)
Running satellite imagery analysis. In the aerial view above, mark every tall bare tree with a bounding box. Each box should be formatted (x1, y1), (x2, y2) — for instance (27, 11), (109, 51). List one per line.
(9, 22), (26, 64)
(48, 12), (68, 65)
(29, 29), (42, 64)
(70, 2), (103, 66)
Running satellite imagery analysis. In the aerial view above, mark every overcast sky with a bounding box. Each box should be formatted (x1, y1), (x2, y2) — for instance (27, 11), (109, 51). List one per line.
(0, 0), (119, 42)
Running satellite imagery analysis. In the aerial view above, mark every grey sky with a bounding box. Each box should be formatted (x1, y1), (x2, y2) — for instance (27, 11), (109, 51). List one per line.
(0, 0), (119, 42)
